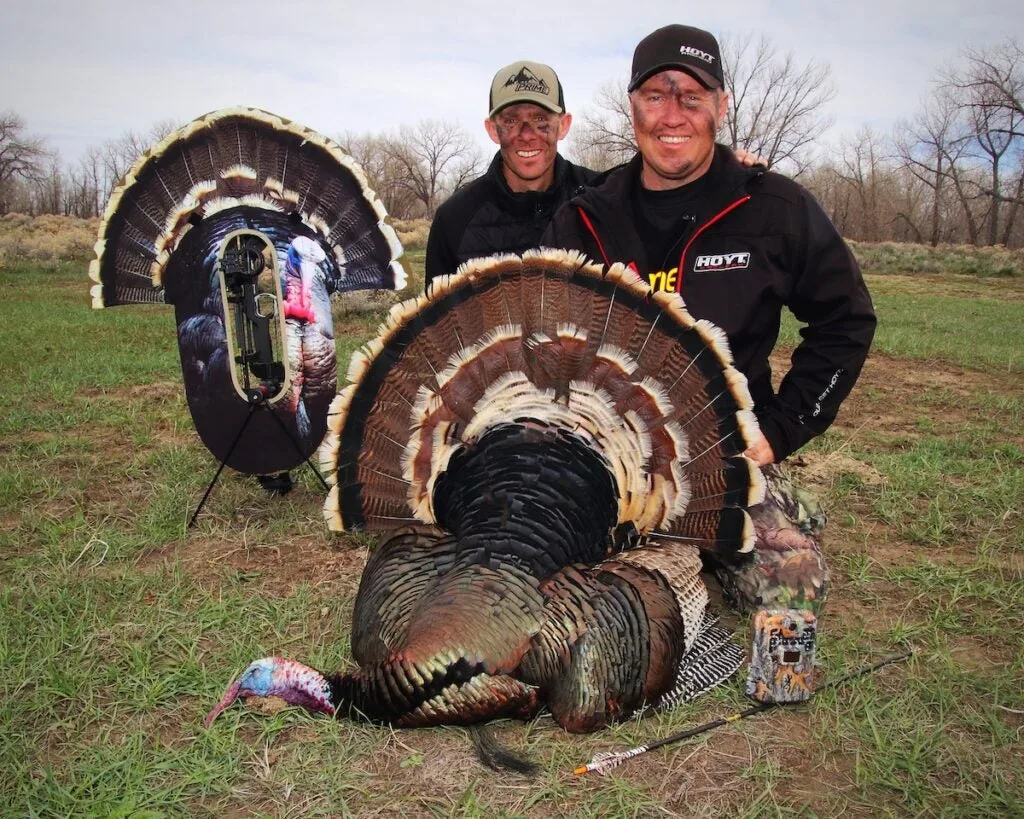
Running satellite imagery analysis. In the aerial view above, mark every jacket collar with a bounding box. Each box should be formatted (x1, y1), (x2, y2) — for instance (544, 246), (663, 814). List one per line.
(566, 145), (763, 270)
(487, 151), (571, 204)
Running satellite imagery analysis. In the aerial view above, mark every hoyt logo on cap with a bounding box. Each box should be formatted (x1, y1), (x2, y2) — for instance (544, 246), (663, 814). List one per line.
(628, 24), (725, 92)
(489, 61), (565, 117)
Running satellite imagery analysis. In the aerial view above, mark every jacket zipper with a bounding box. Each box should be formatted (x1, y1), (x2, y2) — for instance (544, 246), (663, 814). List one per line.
(576, 207), (612, 267)
(675, 195), (751, 293)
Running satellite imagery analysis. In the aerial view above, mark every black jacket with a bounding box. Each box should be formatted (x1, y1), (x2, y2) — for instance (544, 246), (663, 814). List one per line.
(542, 146), (876, 462)
(425, 152), (598, 286)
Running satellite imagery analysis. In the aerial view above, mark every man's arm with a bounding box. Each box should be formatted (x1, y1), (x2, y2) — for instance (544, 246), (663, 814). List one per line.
(758, 194), (876, 462)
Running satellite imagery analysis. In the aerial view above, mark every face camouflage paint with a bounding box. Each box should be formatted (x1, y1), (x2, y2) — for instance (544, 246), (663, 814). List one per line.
(485, 102), (570, 192)
(494, 112), (556, 138)
(630, 70), (728, 190)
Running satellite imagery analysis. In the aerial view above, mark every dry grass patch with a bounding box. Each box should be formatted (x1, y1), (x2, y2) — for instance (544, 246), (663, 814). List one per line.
(0, 213), (99, 267)
(850, 240), (1024, 277)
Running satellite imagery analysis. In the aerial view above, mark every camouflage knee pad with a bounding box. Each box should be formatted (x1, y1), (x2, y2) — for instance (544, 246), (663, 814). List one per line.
(714, 464), (829, 614)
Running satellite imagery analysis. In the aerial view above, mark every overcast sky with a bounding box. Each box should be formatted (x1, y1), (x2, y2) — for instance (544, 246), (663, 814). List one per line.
(2, 0), (1022, 165)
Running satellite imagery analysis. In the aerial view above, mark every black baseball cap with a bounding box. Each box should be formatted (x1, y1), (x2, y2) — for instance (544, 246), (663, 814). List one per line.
(628, 24), (724, 92)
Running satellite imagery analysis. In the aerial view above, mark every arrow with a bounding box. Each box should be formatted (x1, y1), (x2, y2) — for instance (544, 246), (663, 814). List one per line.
(573, 650), (913, 776)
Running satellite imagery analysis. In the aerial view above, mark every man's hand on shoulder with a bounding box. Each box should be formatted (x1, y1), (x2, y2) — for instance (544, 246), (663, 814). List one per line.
(734, 148), (766, 168)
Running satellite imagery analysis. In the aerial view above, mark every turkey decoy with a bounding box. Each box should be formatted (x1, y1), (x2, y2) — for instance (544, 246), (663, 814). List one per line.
(89, 107), (405, 481)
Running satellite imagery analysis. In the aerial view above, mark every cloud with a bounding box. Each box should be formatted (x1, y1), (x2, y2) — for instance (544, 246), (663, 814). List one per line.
(2, 0), (1021, 162)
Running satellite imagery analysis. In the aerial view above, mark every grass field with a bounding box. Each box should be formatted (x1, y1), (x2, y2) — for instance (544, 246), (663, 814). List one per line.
(1, 246), (1022, 817)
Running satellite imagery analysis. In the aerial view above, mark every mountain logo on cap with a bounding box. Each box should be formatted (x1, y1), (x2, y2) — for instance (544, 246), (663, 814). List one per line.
(503, 66), (551, 96)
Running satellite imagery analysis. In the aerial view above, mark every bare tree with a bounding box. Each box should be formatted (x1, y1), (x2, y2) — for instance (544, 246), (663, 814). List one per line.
(721, 33), (835, 175)
(838, 128), (884, 240)
(77, 146), (105, 218)
(383, 120), (484, 217)
(101, 118), (180, 200)
(339, 131), (422, 220)
(0, 111), (50, 214)
(1000, 158), (1024, 245)
(969, 85), (1019, 244)
(568, 80), (636, 170)
(954, 39), (1024, 136)
(808, 140), (933, 244)
(894, 89), (974, 245)
(942, 38), (1024, 244)
(801, 164), (848, 232)
(441, 150), (486, 198)
(34, 155), (66, 215)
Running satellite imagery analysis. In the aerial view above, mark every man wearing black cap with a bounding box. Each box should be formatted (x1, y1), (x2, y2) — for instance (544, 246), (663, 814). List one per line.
(424, 60), (598, 288)
(543, 25), (877, 704)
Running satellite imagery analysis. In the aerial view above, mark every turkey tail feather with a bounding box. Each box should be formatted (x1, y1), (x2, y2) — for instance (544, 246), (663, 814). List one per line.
(470, 725), (539, 775)
(655, 614), (747, 710)
(323, 250), (760, 556)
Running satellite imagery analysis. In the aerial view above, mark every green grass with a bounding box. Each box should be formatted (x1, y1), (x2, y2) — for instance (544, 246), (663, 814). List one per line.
(780, 274), (1024, 373)
(1, 258), (1022, 816)
(870, 291), (1023, 373)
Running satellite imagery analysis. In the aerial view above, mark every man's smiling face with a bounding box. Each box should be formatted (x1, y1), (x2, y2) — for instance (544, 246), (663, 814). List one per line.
(486, 102), (571, 192)
(630, 69), (728, 190)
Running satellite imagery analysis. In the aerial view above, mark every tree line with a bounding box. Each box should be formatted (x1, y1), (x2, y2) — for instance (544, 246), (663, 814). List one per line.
(572, 35), (1024, 248)
(3, 35), (1021, 248)
(0, 112), (487, 223)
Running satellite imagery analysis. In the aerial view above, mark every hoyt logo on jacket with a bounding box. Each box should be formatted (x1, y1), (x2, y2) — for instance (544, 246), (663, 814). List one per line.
(695, 252), (750, 272)
(646, 252), (751, 291)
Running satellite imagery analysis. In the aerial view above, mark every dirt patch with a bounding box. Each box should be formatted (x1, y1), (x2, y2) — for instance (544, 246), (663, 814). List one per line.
(860, 349), (1019, 400)
(791, 450), (887, 489)
(76, 381), (183, 401)
(774, 348), (1024, 451)
(137, 519), (371, 600)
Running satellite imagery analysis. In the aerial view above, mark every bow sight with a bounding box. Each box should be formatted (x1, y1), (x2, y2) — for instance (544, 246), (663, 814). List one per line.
(219, 234), (286, 405)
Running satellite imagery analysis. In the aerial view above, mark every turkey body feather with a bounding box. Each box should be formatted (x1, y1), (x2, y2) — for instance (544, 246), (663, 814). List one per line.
(89, 107), (405, 475)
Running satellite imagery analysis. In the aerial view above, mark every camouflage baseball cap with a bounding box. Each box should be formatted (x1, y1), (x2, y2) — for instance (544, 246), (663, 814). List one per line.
(488, 61), (565, 117)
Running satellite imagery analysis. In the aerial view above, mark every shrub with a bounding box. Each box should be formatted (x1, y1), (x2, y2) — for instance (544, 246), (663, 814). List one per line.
(848, 240), (1024, 278)
(391, 218), (430, 250)
(0, 213), (99, 269)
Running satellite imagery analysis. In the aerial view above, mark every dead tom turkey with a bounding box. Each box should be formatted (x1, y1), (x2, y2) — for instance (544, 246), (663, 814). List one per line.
(208, 250), (764, 733)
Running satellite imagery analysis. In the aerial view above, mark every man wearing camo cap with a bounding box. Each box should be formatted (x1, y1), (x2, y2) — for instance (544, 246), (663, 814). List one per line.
(424, 60), (597, 288)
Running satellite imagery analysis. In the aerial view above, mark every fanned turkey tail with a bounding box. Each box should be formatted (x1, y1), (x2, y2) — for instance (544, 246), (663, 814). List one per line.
(89, 106), (404, 308)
